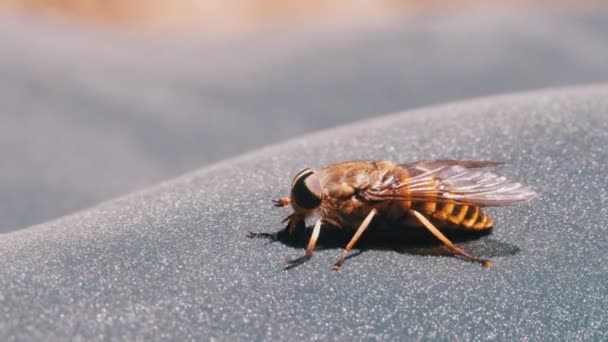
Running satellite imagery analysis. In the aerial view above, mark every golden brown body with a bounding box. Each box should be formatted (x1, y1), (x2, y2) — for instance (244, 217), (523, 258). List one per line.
(265, 159), (536, 270)
(318, 161), (494, 232)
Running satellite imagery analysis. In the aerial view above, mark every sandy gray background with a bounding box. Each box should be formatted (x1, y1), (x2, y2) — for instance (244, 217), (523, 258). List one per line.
(2, 9), (608, 231)
(0, 86), (606, 340)
(1, 8), (607, 340)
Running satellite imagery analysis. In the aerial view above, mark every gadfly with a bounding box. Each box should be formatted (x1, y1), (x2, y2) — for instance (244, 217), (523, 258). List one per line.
(266, 160), (536, 270)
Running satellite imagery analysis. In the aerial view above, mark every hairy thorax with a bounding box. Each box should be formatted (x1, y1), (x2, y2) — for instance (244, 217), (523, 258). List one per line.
(316, 160), (493, 232)
(318, 160), (398, 229)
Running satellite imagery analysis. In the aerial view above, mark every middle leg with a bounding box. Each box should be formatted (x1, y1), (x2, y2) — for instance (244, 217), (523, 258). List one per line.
(332, 208), (378, 271)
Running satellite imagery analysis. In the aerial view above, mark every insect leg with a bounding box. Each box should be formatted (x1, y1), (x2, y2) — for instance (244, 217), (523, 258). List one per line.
(305, 219), (322, 256)
(332, 208), (378, 271)
(282, 213), (305, 235)
(284, 219), (322, 269)
(409, 209), (492, 267)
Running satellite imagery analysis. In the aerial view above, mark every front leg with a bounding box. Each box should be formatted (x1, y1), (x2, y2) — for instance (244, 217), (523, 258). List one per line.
(284, 219), (322, 270)
(281, 213), (305, 236)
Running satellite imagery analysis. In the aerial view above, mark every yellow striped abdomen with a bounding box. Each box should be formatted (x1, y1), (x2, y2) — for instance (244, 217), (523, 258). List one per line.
(420, 202), (494, 231)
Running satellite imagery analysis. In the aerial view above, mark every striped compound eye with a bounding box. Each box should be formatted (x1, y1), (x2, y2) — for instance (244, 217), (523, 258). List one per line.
(290, 168), (323, 210)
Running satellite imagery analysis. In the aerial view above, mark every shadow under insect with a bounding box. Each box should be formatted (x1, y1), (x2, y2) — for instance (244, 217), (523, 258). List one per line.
(248, 221), (520, 269)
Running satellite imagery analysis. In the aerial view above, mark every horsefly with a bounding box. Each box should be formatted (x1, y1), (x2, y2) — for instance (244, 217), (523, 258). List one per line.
(254, 160), (536, 270)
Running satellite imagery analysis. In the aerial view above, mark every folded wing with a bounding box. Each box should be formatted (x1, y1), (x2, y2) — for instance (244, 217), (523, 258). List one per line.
(364, 160), (537, 207)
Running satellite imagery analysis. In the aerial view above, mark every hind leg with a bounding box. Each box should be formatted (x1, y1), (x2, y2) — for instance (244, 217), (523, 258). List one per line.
(410, 209), (492, 267)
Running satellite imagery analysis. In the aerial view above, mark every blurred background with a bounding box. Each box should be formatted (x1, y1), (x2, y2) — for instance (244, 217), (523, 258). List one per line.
(1, 1), (607, 232)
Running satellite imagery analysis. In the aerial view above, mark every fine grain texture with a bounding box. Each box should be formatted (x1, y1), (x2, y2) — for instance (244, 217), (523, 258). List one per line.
(2, 9), (608, 231)
(0, 85), (606, 340)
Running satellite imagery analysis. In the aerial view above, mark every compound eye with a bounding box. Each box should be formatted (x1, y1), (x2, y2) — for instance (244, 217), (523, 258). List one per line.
(290, 169), (323, 209)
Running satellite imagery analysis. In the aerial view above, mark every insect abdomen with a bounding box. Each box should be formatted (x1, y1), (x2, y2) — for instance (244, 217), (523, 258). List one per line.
(424, 202), (494, 230)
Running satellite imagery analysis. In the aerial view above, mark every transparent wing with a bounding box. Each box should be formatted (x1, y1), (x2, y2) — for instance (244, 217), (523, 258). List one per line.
(363, 160), (537, 207)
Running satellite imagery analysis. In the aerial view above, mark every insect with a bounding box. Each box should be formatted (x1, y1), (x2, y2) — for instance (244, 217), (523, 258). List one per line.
(269, 159), (537, 270)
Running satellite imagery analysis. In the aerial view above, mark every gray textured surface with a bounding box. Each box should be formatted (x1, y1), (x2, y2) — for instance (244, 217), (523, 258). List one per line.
(3, 9), (608, 231)
(0, 86), (606, 340)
